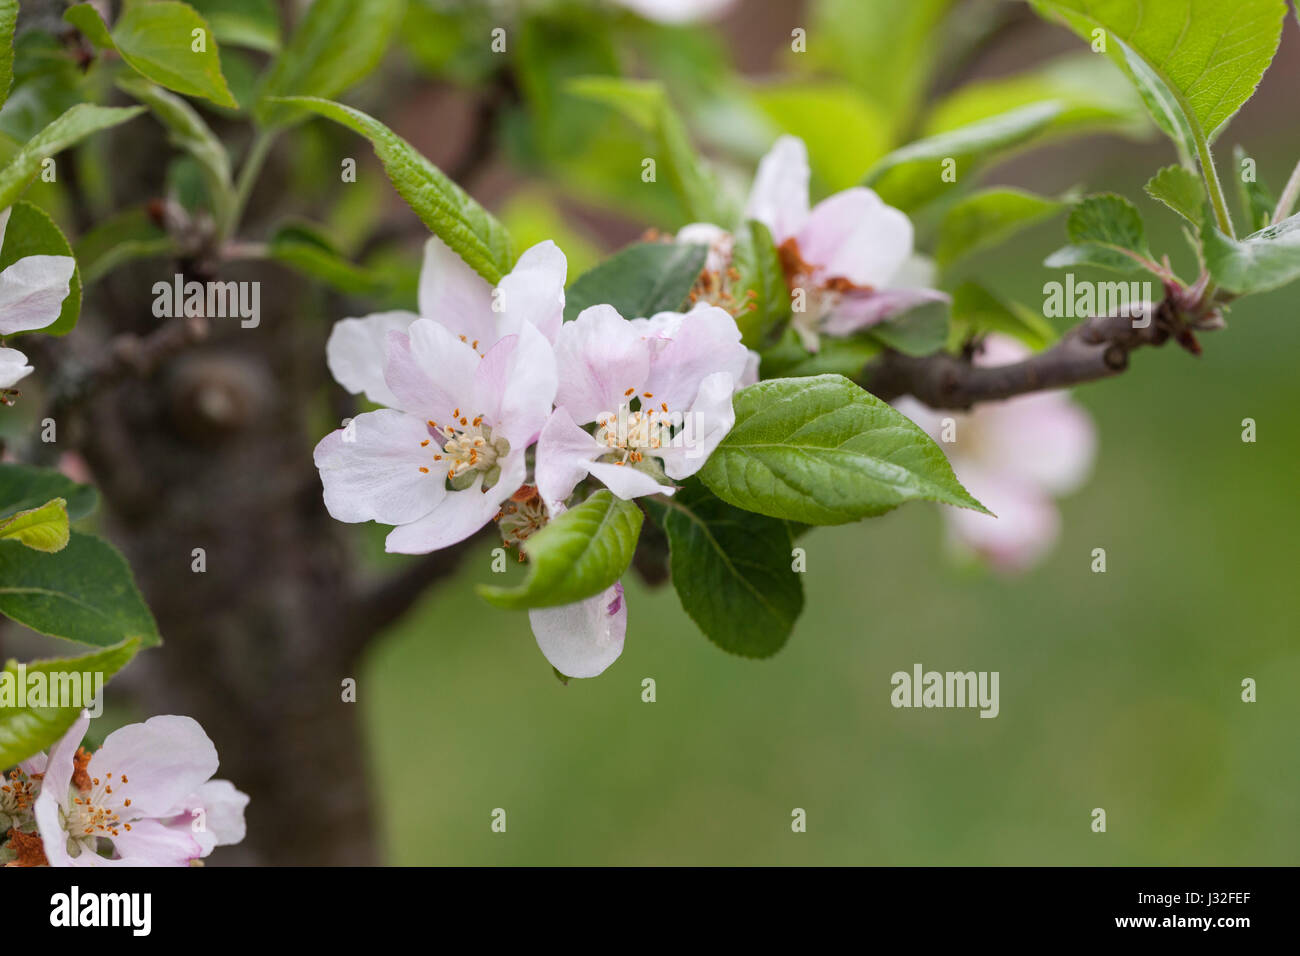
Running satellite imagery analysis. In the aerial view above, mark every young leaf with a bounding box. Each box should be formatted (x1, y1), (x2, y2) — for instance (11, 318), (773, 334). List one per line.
(0, 201), (82, 337)
(0, 464), (97, 521)
(0, 0), (16, 111)
(477, 490), (643, 611)
(273, 96), (515, 284)
(188, 0), (281, 53)
(655, 481), (802, 659)
(0, 532), (162, 648)
(698, 374), (987, 525)
(936, 187), (1069, 267)
(563, 241), (705, 323)
(1144, 164), (1205, 227)
(1203, 209), (1300, 294)
(267, 222), (390, 296)
(729, 218), (789, 347)
(64, 2), (238, 108)
(0, 638), (141, 769)
(1232, 145), (1277, 234)
(255, 0), (404, 128)
(867, 300), (950, 356)
(0, 498), (69, 553)
(948, 282), (1057, 351)
(1045, 193), (1155, 274)
(0, 104), (144, 211)
(759, 328), (882, 380)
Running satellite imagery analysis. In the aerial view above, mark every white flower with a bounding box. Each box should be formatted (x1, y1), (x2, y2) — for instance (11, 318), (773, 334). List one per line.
(0, 206), (76, 393)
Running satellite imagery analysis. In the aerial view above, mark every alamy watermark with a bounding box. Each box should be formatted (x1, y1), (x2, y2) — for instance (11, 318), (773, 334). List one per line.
(0, 665), (104, 717)
(890, 663), (1000, 718)
(152, 274), (260, 328)
(1043, 275), (1153, 328)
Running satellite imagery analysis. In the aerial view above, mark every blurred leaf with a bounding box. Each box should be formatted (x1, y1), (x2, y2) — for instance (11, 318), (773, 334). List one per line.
(0, 201), (81, 337)
(255, 0), (404, 128)
(563, 241), (705, 322)
(0, 464), (97, 522)
(936, 186), (1069, 267)
(698, 374), (986, 525)
(729, 218), (788, 347)
(868, 300), (950, 356)
(64, 1), (238, 108)
(948, 281), (1057, 351)
(276, 96), (516, 284)
(75, 206), (173, 284)
(0, 532), (162, 648)
(0, 498), (69, 553)
(401, 0), (496, 84)
(566, 75), (725, 224)
(759, 327), (882, 379)
(188, 0), (280, 53)
(0, 638), (141, 770)
(750, 81), (892, 190)
(863, 102), (1063, 212)
(0, 104), (144, 211)
(1203, 210), (1300, 294)
(0, 33), (83, 144)
(267, 221), (391, 295)
(1045, 194), (1154, 274)
(1231, 146), (1277, 235)
(0, 0), (15, 111)
(655, 480), (802, 659)
(499, 189), (602, 279)
(477, 491), (643, 611)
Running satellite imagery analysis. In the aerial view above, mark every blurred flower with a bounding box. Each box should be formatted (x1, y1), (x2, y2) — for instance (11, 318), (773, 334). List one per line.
(32, 712), (248, 866)
(608, 0), (738, 24)
(679, 136), (945, 353)
(0, 206), (76, 394)
(535, 302), (749, 510)
(893, 336), (1097, 572)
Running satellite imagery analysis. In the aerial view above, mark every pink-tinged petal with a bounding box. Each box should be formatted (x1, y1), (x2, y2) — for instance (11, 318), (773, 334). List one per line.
(980, 391), (1097, 496)
(0, 347), (33, 389)
(474, 322), (557, 450)
(166, 779), (248, 856)
(820, 286), (948, 336)
(384, 448), (524, 553)
(90, 715), (219, 819)
(676, 222), (732, 274)
(644, 304), (748, 411)
(496, 240), (567, 343)
(91, 818), (202, 867)
(417, 236), (495, 345)
(554, 305), (649, 424)
(384, 320), (479, 423)
(35, 711), (88, 827)
(535, 406), (607, 511)
(313, 409), (447, 525)
(797, 187), (912, 289)
(739, 349), (760, 387)
(325, 311), (419, 407)
(0, 254), (75, 335)
(529, 581), (627, 678)
(945, 466), (1060, 573)
(744, 135), (810, 242)
(19, 752), (48, 776)
(587, 460), (675, 499)
(655, 371), (735, 480)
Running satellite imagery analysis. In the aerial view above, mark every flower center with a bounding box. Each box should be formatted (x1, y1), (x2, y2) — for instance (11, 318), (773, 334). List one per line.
(1, 769), (38, 817)
(422, 410), (510, 490)
(595, 390), (675, 466)
(61, 761), (136, 852)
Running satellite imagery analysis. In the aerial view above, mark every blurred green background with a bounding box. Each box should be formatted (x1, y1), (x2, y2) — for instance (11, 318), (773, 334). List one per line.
(355, 1), (1300, 865)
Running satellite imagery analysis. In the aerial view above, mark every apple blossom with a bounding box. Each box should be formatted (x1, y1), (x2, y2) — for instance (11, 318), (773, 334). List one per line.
(893, 335), (1097, 572)
(0, 206), (76, 396)
(535, 302), (749, 510)
(530, 581), (628, 679)
(679, 136), (946, 352)
(31, 712), (248, 866)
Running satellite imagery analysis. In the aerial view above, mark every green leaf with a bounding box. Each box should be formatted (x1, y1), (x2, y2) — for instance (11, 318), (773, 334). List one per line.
(0, 638), (141, 769)
(1231, 145), (1277, 234)
(65, 1), (238, 108)
(867, 300), (950, 356)
(0, 201), (81, 337)
(0, 532), (162, 648)
(656, 481), (802, 659)
(477, 491), (643, 611)
(948, 281), (1057, 351)
(563, 241), (705, 323)
(1144, 164), (1205, 227)
(0, 103), (144, 211)
(116, 76), (232, 220)
(759, 328), (881, 380)
(566, 75), (724, 225)
(698, 375), (986, 525)
(1203, 209), (1300, 294)
(188, 0), (280, 53)
(0, 0), (16, 111)
(267, 222), (390, 296)
(275, 96), (515, 284)
(0, 498), (69, 553)
(0, 464), (97, 522)
(1045, 193), (1155, 274)
(863, 102), (1063, 211)
(728, 219), (788, 346)
(1030, 0), (1285, 145)
(935, 187), (1069, 267)
(255, 0), (404, 128)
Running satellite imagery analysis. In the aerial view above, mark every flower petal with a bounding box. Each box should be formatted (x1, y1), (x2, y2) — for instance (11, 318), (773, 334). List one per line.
(384, 320), (479, 424)
(529, 581), (627, 678)
(474, 321), (557, 450)
(796, 187), (912, 289)
(655, 371), (736, 480)
(554, 304), (649, 425)
(587, 460), (675, 499)
(945, 466), (1061, 573)
(744, 135), (810, 241)
(90, 715), (219, 820)
(535, 405), (607, 511)
(495, 240), (567, 344)
(0, 254), (75, 335)
(644, 304), (748, 411)
(93, 817), (202, 867)
(325, 311), (419, 408)
(0, 346), (34, 389)
(417, 236), (495, 345)
(820, 286), (948, 336)
(313, 409), (447, 525)
(384, 448), (524, 553)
